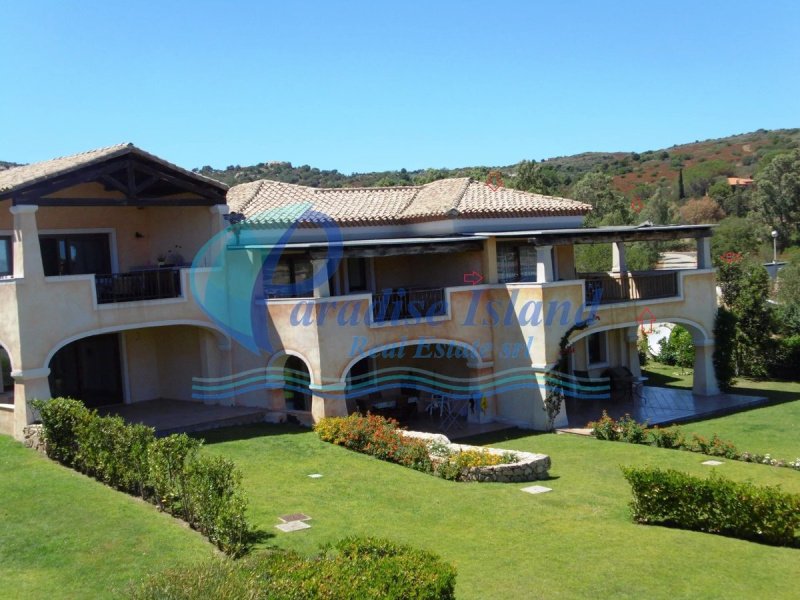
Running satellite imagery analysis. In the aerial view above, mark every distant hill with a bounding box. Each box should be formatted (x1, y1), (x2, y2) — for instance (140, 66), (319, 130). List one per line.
(193, 128), (800, 198)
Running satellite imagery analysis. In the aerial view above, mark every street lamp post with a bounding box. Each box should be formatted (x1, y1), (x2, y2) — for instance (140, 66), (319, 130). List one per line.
(771, 230), (779, 264)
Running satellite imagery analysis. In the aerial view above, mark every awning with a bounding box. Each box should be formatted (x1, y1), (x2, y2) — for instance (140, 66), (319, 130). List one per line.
(231, 235), (487, 258)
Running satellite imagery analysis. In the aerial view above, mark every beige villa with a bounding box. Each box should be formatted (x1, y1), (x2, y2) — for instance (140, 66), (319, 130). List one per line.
(0, 144), (720, 440)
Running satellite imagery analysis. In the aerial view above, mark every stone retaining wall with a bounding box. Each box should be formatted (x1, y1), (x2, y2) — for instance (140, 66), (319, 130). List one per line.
(402, 430), (551, 482)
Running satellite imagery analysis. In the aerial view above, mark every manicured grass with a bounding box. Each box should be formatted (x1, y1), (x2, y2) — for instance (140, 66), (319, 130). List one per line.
(4, 373), (800, 599)
(0, 436), (211, 599)
(644, 362), (800, 458)
(200, 423), (800, 600)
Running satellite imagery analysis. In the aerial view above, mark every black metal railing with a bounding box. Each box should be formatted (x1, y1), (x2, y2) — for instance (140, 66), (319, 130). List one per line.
(95, 268), (182, 304)
(583, 271), (678, 304)
(372, 287), (447, 323)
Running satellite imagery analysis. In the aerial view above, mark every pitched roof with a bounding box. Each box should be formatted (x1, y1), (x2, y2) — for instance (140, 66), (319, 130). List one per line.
(0, 143), (227, 196)
(229, 177), (590, 226)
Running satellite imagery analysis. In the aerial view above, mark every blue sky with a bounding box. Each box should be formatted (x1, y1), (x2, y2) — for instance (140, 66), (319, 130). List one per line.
(1, 0), (798, 173)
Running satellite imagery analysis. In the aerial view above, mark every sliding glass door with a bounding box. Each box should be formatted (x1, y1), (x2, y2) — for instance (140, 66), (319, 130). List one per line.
(40, 233), (111, 276)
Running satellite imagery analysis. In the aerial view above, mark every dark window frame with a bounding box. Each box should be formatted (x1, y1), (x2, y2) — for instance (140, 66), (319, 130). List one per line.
(0, 236), (12, 277)
(497, 243), (538, 284)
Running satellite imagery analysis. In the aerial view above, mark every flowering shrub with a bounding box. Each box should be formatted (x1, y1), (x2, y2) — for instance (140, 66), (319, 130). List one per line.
(315, 414), (432, 473)
(589, 414), (800, 473)
(589, 411), (620, 441)
(315, 415), (521, 481)
(648, 425), (685, 449)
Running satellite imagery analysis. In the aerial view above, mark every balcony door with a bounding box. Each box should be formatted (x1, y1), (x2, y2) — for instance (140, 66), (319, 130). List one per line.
(40, 233), (112, 276)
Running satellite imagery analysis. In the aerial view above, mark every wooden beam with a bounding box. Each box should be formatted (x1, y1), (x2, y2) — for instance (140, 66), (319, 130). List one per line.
(307, 241), (483, 259)
(529, 228), (712, 246)
(16, 197), (219, 207)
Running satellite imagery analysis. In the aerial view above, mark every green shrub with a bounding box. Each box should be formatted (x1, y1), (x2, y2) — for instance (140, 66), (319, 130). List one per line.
(647, 425), (685, 449)
(618, 414), (648, 444)
(655, 326), (695, 368)
(185, 454), (251, 557)
(76, 414), (155, 495)
(129, 537), (457, 600)
(588, 410), (620, 441)
(713, 307), (737, 391)
(622, 467), (800, 547)
(35, 398), (252, 556)
(33, 397), (94, 466)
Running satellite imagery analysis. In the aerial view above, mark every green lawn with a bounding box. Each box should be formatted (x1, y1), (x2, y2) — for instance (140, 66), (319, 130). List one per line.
(0, 436), (211, 599)
(3, 375), (800, 599)
(643, 362), (800, 458)
(199, 419), (800, 600)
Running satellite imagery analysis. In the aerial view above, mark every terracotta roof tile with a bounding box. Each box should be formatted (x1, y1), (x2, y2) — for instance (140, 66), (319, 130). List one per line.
(231, 177), (590, 226)
(0, 143), (227, 196)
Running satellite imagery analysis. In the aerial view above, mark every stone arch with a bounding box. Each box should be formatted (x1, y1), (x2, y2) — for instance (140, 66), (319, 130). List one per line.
(338, 337), (488, 386)
(266, 349), (315, 413)
(43, 319), (231, 370)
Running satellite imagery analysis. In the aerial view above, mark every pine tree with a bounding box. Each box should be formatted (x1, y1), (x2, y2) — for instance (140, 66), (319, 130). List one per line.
(677, 168), (686, 200)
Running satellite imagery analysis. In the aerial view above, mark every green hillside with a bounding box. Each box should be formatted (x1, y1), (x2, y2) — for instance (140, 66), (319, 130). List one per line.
(192, 128), (800, 197)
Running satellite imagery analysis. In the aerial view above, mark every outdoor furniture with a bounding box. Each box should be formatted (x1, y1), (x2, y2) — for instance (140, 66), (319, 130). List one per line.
(604, 366), (635, 402)
(439, 398), (469, 434)
(426, 393), (450, 417)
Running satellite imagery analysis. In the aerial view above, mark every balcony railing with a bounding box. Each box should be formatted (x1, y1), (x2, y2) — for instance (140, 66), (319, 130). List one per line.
(582, 271), (678, 304)
(95, 268), (182, 304)
(372, 287), (447, 323)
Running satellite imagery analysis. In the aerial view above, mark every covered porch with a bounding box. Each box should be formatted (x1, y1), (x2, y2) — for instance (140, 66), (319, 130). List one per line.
(99, 399), (267, 436)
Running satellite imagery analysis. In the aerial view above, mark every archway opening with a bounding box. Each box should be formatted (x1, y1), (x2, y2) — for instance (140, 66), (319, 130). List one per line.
(343, 342), (481, 433)
(50, 333), (123, 408)
(283, 355), (311, 411)
(0, 345), (12, 397)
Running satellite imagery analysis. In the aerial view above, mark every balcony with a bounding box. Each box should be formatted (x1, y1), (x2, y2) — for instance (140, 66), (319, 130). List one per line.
(372, 287), (447, 323)
(582, 271), (679, 304)
(95, 268), (182, 304)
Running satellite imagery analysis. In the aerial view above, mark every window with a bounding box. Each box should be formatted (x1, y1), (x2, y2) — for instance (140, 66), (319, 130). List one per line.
(39, 233), (111, 276)
(347, 257), (368, 292)
(263, 255), (314, 298)
(497, 244), (537, 284)
(0, 237), (11, 277)
(587, 332), (608, 366)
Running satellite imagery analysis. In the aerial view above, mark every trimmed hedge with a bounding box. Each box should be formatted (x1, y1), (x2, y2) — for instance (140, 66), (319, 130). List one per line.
(622, 466), (800, 547)
(34, 398), (252, 556)
(129, 536), (457, 599)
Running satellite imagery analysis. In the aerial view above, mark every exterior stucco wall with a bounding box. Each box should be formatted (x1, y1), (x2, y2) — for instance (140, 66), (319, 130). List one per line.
(373, 251), (482, 290)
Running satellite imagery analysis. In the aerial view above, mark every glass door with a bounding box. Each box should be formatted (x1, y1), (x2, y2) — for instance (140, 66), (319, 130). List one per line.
(40, 233), (111, 276)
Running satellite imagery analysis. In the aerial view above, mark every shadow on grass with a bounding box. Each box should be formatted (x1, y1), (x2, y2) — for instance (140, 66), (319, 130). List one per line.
(456, 427), (550, 447)
(194, 422), (311, 445)
(642, 367), (692, 389)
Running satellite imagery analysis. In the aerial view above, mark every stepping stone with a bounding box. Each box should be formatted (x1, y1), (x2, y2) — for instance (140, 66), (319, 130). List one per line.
(279, 513), (312, 523)
(308, 473), (323, 478)
(521, 485), (552, 495)
(275, 520), (311, 533)
(702, 460), (724, 466)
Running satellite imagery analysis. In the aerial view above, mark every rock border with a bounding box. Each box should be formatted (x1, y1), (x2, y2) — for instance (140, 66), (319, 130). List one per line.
(402, 430), (551, 482)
